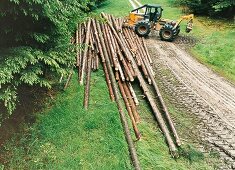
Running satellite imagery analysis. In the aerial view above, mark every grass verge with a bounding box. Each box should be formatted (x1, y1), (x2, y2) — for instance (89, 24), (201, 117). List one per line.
(0, 70), (132, 169)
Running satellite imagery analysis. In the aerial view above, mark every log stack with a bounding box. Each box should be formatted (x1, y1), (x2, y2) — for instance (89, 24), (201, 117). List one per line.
(75, 13), (181, 169)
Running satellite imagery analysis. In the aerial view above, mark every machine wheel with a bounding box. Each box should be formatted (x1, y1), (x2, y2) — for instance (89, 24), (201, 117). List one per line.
(134, 21), (151, 37)
(159, 24), (177, 42)
(175, 26), (180, 36)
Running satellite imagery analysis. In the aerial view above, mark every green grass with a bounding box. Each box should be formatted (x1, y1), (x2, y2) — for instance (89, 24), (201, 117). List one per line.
(1, 70), (132, 169)
(192, 24), (235, 82)
(96, 0), (133, 17)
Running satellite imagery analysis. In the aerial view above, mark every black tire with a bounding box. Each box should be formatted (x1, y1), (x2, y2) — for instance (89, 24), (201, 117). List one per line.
(159, 24), (177, 42)
(134, 21), (151, 37)
(175, 26), (180, 36)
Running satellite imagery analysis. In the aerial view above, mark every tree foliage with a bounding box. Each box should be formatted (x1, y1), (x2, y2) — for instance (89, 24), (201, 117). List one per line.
(174, 0), (235, 18)
(0, 0), (105, 118)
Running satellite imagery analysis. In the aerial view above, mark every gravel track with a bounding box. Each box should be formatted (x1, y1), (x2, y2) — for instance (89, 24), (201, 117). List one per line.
(146, 37), (235, 169)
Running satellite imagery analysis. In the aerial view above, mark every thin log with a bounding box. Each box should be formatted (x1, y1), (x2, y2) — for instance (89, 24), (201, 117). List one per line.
(118, 77), (141, 140)
(78, 23), (84, 80)
(101, 13), (132, 62)
(111, 15), (120, 32)
(104, 24), (119, 70)
(96, 53), (99, 70)
(103, 60), (115, 102)
(124, 69), (130, 82)
(141, 53), (181, 146)
(127, 61), (136, 78)
(130, 51), (178, 156)
(101, 23), (113, 67)
(122, 29), (133, 50)
(92, 19), (105, 62)
(118, 63), (125, 81)
(127, 82), (139, 106)
(96, 19), (141, 170)
(122, 58), (134, 82)
(84, 48), (92, 109)
(80, 19), (91, 85)
(124, 29), (141, 66)
(91, 51), (96, 71)
(90, 27), (95, 51)
(142, 37), (153, 65)
(123, 82), (140, 123)
(110, 28), (133, 81)
(115, 40), (124, 61)
(107, 25), (124, 76)
(139, 56), (149, 79)
(115, 71), (119, 81)
(123, 28), (138, 55)
(93, 20), (115, 101)
(136, 36), (154, 76)
(90, 28), (96, 71)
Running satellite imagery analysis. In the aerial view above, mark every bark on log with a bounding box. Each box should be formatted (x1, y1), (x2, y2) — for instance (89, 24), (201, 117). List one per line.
(84, 48), (92, 109)
(142, 37), (153, 66)
(104, 24), (119, 70)
(96, 19), (141, 170)
(92, 19), (105, 62)
(127, 82), (139, 106)
(101, 13), (132, 62)
(101, 23), (113, 67)
(80, 19), (91, 85)
(93, 20), (115, 102)
(118, 77), (141, 140)
(141, 53), (181, 146)
(123, 82), (140, 123)
(131, 54), (178, 155)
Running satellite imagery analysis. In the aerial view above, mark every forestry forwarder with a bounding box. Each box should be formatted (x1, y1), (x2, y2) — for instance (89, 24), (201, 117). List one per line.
(125, 4), (194, 42)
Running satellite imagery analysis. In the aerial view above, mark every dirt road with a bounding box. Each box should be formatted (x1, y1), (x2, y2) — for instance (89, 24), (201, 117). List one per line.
(147, 36), (235, 169)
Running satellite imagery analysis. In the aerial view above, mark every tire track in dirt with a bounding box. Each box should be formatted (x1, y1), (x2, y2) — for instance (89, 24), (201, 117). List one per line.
(160, 42), (235, 129)
(146, 37), (235, 169)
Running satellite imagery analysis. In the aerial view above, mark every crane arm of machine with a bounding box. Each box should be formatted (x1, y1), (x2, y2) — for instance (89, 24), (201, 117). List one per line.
(174, 14), (194, 33)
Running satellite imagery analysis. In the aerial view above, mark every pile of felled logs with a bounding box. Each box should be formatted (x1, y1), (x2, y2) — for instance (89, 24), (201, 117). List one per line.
(75, 13), (181, 169)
